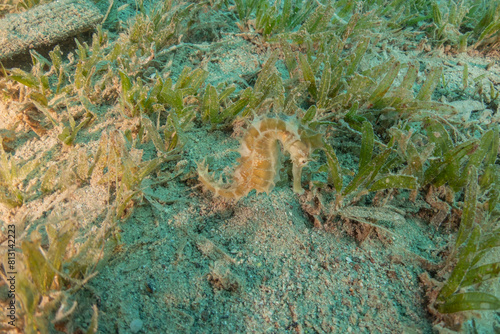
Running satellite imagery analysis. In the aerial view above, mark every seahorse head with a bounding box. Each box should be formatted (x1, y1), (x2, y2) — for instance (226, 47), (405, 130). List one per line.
(293, 127), (323, 165)
(289, 140), (311, 167)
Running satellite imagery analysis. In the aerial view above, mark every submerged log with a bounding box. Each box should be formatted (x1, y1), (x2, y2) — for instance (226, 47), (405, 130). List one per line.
(0, 0), (103, 61)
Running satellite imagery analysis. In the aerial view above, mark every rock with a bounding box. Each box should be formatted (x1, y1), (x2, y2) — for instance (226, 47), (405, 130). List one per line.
(130, 319), (143, 333)
(0, 0), (103, 61)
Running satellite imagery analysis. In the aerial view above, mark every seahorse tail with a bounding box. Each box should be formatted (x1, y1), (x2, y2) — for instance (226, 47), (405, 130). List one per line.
(196, 160), (247, 200)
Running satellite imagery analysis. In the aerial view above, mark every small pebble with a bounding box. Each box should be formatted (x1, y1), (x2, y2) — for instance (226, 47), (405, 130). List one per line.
(130, 319), (143, 333)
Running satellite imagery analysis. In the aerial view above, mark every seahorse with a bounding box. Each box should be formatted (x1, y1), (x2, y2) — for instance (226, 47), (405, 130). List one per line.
(197, 116), (323, 201)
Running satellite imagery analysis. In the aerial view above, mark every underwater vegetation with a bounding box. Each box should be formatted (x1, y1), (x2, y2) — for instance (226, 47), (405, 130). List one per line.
(0, 0), (499, 332)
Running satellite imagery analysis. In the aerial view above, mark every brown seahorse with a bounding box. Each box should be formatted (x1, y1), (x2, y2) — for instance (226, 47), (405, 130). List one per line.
(197, 116), (323, 201)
